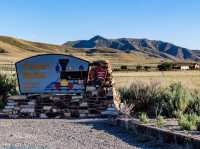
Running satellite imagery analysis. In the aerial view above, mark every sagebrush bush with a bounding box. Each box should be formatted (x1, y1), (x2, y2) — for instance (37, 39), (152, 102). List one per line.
(166, 82), (192, 117)
(0, 73), (17, 98)
(178, 115), (193, 130)
(0, 48), (6, 53)
(118, 87), (130, 103)
(119, 81), (197, 118)
(197, 122), (200, 131)
(119, 81), (163, 117)
(155, 116), (165, 128)
(138, 112), (149, 124)
(186, 90), (200, 115)
(157, 62), (173, 71)
(178, 114), (200, 131)
(119, 101), (134, 118)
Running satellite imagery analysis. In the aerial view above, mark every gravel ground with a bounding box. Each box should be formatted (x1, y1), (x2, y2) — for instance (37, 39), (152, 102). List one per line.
(0, 119), (176, 149)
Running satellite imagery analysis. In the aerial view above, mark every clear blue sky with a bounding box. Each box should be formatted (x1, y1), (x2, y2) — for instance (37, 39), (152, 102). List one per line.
(0, 0), (200, 49)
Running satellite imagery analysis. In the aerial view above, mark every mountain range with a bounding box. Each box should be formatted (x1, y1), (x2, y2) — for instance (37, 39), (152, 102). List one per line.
(64, 35), (200, 61)
(0, 35), (199, 64)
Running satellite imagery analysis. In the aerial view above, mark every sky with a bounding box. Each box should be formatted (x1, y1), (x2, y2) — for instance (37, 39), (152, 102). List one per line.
(0, 0), (200, 49)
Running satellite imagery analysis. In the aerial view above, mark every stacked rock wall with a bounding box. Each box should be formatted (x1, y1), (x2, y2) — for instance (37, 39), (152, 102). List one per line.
(1, 60), (121, 118)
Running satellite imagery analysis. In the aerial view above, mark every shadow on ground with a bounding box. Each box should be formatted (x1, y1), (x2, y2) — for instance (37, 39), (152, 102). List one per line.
(77, 119), (178, 149)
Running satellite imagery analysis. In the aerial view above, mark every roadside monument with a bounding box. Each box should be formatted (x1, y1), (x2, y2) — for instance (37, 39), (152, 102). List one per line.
(2, 54), (120, 118)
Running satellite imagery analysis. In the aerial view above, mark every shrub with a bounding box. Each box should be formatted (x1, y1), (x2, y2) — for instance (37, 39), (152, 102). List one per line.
(163, 82), (192, 117)
(119, 81), (200, 118)
(144, 66), (151, 71)
(152, 88), (169, 117)
(178, 114), (200, 131)
(0, 73), (17, 98)
(157, 62), (173, 71)
(155, 116), (165, 128)
(118, 81), (163, 117)
(0, 48), (6, 53)
(178, 115), (193, 130)
(118, 87), (130, 103)
(0, 73), (18, 109)
(189, 114), (200, 126)
(120, 65), (128, 70)
(139, 112), (149, 124)
(196, 121), (200, 131)
(186, 90), (200, 115)
(136, 65), (142, 71)
(119, 101), (135, 118)
(113, 68), (121, 72)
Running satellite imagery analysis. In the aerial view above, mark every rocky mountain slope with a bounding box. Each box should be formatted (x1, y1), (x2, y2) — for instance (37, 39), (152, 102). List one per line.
(64, 35), (200, 61)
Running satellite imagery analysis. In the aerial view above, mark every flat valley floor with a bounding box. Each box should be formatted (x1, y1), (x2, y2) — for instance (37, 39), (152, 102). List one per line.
(113, 70), (200, 90)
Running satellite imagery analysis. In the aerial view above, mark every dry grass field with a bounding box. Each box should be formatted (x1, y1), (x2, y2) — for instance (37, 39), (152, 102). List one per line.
(113, 70), (200, 90)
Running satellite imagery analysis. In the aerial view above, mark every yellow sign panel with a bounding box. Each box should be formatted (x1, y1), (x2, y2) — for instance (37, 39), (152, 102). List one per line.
(61, 80), (68, 86)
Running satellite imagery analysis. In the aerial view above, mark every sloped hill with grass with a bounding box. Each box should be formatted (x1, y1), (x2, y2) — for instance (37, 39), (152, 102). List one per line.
(0, 36), (62, 63)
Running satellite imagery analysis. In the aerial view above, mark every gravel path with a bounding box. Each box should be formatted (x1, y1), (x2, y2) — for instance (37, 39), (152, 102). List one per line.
(0, 119), (175, 149)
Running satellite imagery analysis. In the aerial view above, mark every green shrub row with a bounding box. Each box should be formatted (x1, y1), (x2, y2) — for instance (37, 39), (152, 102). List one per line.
(119, 81), (200, 130)
(119, 81), (200, 118)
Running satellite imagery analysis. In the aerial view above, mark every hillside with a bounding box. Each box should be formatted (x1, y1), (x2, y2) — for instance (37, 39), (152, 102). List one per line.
(0, 36), (63, 63)
(0, 35), (199, 66)
(192, 50), (200, 57)
(64, 35), (200, 61)
(0, 35), (163, 65)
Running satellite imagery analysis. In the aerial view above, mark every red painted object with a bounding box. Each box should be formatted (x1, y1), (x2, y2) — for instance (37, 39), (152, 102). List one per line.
(95, 66), (107, 81)
(68, 83), (73, 90)
(55, 82), (61, 90)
